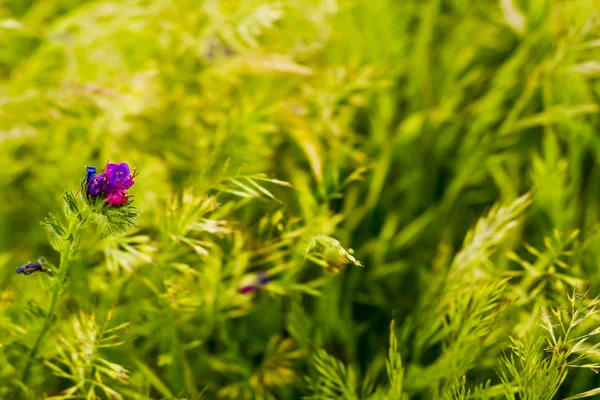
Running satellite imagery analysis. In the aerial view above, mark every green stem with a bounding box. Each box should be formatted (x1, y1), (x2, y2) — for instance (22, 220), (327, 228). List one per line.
(21, 248), (72, 383)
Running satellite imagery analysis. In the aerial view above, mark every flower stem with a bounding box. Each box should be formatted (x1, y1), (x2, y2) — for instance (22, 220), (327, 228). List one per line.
(21, 247), (72, 383)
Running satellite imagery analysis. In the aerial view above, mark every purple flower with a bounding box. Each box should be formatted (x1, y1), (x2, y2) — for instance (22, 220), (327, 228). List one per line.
(106, 162), (136, 190)
(87, 173), (107, 196)
(84, 162), (137, 206)
(240, 285), (258, 294)
(239, 271), (271, 294)
(257, 271), (271, 285)
(16, 260), (45, 275)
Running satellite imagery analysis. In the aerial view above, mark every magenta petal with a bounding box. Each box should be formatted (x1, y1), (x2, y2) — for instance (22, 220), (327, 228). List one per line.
(239, 285), (257, 294)
(105, 189), (129, 206)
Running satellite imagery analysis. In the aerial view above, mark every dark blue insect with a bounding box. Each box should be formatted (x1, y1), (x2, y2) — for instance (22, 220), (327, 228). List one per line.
(86, 166), (97, 185)
(16, 259), (45, 276)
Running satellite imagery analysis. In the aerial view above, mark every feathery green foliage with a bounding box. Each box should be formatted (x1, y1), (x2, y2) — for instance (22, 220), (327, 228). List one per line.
(1, 0), (600, 398)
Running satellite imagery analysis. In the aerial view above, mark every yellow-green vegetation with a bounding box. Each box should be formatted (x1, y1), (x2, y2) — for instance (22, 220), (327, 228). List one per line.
(1, 0), (600, 398)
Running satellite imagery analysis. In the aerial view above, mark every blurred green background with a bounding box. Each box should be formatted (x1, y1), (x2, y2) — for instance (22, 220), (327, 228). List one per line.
(1, 0), (600, 398)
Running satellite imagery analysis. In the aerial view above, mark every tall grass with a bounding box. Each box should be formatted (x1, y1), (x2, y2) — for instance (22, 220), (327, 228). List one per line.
(0, 0), (599, 398)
